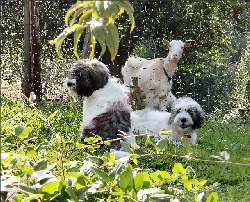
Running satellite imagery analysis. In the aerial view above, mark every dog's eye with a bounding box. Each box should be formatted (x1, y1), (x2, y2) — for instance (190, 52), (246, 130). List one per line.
(176, 109), (181, 113)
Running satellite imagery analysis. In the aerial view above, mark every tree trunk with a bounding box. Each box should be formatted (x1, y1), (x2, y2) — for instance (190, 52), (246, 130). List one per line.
(81, 26), (92, 59)
(22, 0), (32, 98)
(31, 0), (42, 100)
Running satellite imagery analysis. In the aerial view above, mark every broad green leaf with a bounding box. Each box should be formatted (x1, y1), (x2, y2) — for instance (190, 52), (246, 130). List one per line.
(142, 172), (152, 188)
(120, 171), (133, 193)
(27, 147), (37, 157)
(206, 192), (219, 202)
(150, 171), (170, 182)
(184, 179), (192, 191)
(190, 179), (199, 186)
(33, 158), (47, 172)
(109, 161), (123, 180)
(134, 172), (144, 192)
(22, 194), (44, 202)
(149, 194), (174, 202)
(19, 185), (38, 194)
(172, 163), (185, 175)
(91, 167), (110, 183)
(23, 164), (33, 175)
(19, 128), (33, 140)
(156, 138), (169, 151)
(182, 138), (193, 154)
(200, 180), (207, 186)
(120, 140), (133, 154)
(67, 187), (79, 202)
(40, 181), (59, 195)
(68, 172), (82, 178)
(15, 125), (24, 136)
(13, 194), (23, 202)
(74, 27), (85, 59)
(74, 186), (93, 200)
(106, 23), (119, 61)
(92, 25), (107, 59)
(88, 156), (104, 165)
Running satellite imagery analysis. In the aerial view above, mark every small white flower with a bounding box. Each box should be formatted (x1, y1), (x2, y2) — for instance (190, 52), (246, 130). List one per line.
(220, 151), (230, 161)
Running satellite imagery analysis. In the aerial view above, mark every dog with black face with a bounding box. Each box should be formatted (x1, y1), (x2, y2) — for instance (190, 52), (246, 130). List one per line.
(64, 59), (139, 157)
(131, 97), (203, 145)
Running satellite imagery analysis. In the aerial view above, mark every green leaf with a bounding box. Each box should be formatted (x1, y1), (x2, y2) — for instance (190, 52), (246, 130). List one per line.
(134, 172), (144, 192)
(109, 161), (123, 180)
(27, 147), (37, 157)
(35, 142), (49, 153)
(89, 33), (96, 61)
(22, 194), (44, 202)
(23, 164), (33, 175)
(88, 156), (104, 165)
(40, 181), (59, 195)
(149, 194), (174, 202)
(15, 125), (24, 136)
(19, 128), (33, 140)
(74, 186), (93, 200)
(156, 138), (169, 151)
(74, 27), (85, 59)
(142, 172), (152, 189)
(150, 171), (170, 182)
(120, 140), (133, 154)
(182, 138), (193, 154)
(120, 171), (133, 193)
(206, 192), (219, 202)
(70, 7), (87, 26)
(19, 185), (38, 194)
(13, 194), (23, 202)
(172, 163), (185, 175)
(65, 1), (92, 26)
(184, 179), (192, 191)
(33, 158), (47, 172)
(91, 167), (110, 183)
(190, 179), (199, 187)
(92, 25), (107, 59)
(105, 23), (119, 61)
(50, 24), (85, 59)
(67, 187), (79, 202)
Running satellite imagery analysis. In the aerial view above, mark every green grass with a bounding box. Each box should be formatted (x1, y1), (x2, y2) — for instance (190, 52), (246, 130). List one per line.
(1, 96), (250, 201)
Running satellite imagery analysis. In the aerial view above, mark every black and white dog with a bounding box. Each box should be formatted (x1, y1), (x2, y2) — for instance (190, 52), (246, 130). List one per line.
(131, 97), (203, 145)
(64, 59), (139, 157)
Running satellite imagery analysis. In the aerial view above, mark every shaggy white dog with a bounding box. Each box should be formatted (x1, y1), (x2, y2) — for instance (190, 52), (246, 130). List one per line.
(64, 59), (139, 158)
(131, 97), (203, 145)
(122, 40), (191, 111)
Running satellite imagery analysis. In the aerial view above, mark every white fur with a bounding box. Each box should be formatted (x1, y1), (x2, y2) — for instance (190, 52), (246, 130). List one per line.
(122, 40), (190, 111)
(131, 97), (203, 145)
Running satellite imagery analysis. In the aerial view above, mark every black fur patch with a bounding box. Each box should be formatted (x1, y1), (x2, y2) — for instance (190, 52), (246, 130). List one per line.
(189, 107), (203, 129)
(168, 108), (177, 125)
(67, 60), (109, 96)
(81, 105), (131, 151)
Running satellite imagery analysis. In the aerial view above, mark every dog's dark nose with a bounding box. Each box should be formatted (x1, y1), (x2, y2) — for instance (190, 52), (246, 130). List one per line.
(67, 82), (73, 87)
(180, 118), (186, 123)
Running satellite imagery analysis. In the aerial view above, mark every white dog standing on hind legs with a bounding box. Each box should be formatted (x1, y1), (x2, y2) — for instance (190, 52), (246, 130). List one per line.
(131, 97), (204, 145)
(64, 59), (139, 159)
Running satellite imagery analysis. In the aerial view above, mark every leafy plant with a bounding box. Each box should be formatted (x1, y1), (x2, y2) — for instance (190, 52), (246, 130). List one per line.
(49, 1), (135, 61)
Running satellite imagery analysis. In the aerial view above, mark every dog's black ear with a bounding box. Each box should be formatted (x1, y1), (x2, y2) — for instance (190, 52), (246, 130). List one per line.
(191, 109), (203, 129)
(169, 108), (176, 125)
(71, 60), (110, 96)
